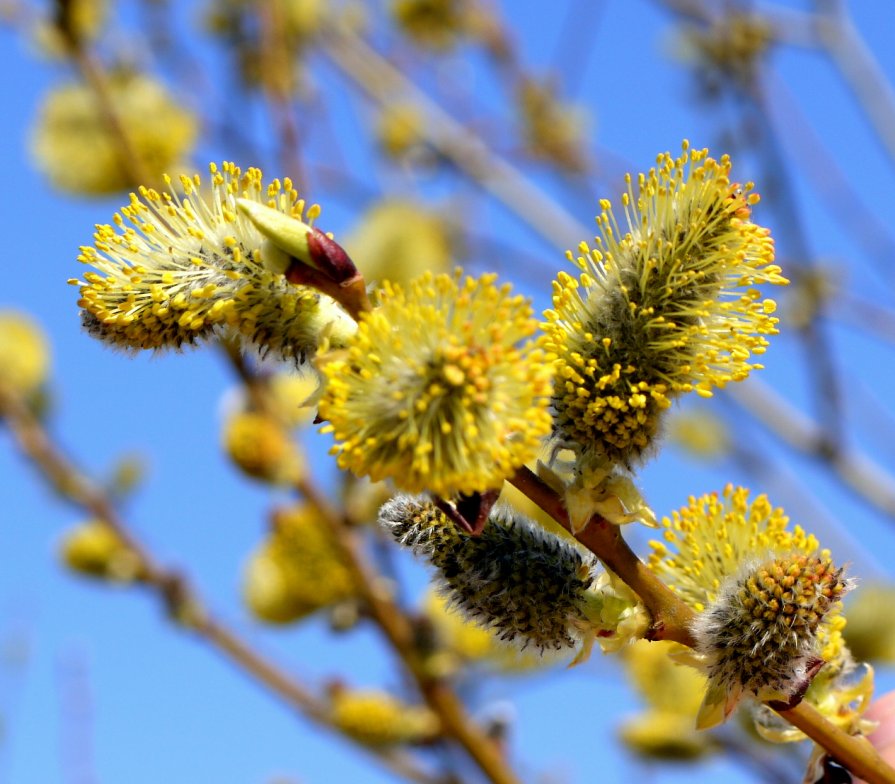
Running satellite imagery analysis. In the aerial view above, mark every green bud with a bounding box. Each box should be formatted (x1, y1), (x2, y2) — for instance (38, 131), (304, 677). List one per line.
(236, 199), (313, 268)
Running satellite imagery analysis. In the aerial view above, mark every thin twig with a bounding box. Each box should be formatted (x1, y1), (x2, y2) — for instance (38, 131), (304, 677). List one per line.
(321, 24), (590, 251)
(741, 76), (845, 442)
(294, 474), (522, 784)
(814, 2), (895, 166)
(257, 0), (309, 192)
(833, 293), (895, 346)
(0, 383), (442, 784)
(59, 28), (153, 187)
(726, 380), (895, 520)
(778, 701), (895, 784)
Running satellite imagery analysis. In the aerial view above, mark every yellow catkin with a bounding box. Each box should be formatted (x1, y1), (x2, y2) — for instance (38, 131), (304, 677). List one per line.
(31, 72), (197, 195)
(330, 688), (440, 746)
(390, 0), (468, 49)
(342, 200), (453, 288)
(243, 505), (355, 624)
(318, 271), (553, 497)
(649, 486), (867, 735)
(222, 412), (305, 485)
(0, 311), (51, 394)
(70, 162), (356, 358)
(59, 520), (143, 582)
(542, 142), (785, 472)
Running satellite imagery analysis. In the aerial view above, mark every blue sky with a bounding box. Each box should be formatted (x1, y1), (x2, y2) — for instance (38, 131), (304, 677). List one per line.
(2, 2), (895, 783)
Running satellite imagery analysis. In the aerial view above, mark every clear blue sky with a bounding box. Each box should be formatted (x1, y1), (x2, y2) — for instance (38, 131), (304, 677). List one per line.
(2, 2), (895, 783)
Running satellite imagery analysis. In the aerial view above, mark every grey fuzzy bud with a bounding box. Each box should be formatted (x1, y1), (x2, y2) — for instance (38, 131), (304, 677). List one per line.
(379, 496), (600, 651)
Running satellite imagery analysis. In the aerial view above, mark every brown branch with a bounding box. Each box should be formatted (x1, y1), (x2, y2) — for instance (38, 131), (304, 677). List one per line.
(256, 0), (309, 192)
(215, 343), (517, 784)
(57, 23), (153, 187)
(294, 474), (521, 784)
(0, 383), (441, 784)
(507, 464), (895, 784)
(508, 466), (696, 645)
(778, 701), (895, 784)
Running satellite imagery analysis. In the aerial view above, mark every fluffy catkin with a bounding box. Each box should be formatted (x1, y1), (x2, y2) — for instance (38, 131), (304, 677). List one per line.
(379, 496), (599, 651)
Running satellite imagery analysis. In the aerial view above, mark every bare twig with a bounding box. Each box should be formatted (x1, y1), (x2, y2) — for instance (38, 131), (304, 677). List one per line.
(256, 0), (309, 192)
(321, 24), (590, 251)
(291, 478), (522, 784)
(0, 383), (442, 784)
(814, 3), (895, 166)
(778, 701), (895, 784)
(726, 380), (895, 520)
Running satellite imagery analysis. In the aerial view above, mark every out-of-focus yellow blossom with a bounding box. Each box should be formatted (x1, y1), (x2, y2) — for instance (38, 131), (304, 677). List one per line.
(223, 411), (305, 484)
(423, 591), (549, 672)
(542, 143), (784, 484)
(682, 12), (773, 92)
(243, 505), (355, 624)
(0, 311), (50, 395)
(31, 0), (108, 56)
(267, 371), (319, 428)
(624, 640), (706, 717)
(844, 584), (895, 664)
(619, 710), (711, 760)
(517, 77), (587, 173)
(330, 687), (440, 746)
(390, 0), (467, 49)
(319, 272), (552, 497)
(785, 267), (837, 330)
(59, 519), (143, 582)
(206, 0), (329, 42)
(666, 408), (731, 460)
(342, 475), (393, 526)
(343, 200), (453, 289)
(376, 103), (426, 159)
(70, 162), (356, 358)
(242, 547), (300, 624)
(649, 486), (862, 733)
(31, 72), (197, 196)
(282, 0), (326, 39)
